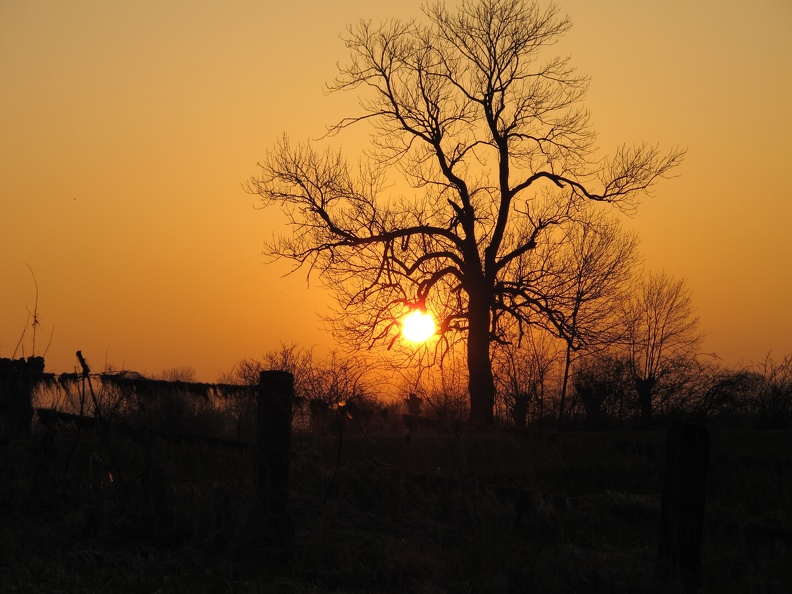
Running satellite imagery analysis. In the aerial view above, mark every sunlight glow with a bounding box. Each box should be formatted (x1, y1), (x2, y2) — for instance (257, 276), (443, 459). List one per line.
(401, 309), (435, 343)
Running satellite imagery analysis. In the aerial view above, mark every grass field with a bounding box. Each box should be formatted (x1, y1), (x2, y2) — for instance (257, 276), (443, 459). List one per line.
(1, 423), (790, 593)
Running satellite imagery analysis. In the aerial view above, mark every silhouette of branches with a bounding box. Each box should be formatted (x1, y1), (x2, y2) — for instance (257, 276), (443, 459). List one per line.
(249, 0), (684, 423)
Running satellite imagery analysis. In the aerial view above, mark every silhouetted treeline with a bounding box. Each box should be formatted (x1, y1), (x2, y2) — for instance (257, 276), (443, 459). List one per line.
(4, 346), (790, 442)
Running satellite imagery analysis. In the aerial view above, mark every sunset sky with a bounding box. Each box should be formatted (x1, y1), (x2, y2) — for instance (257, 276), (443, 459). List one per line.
(2, 0), (791, 381)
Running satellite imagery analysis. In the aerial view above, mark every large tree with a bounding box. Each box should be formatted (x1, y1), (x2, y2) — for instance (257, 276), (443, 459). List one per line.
(250, 0), (683, 424)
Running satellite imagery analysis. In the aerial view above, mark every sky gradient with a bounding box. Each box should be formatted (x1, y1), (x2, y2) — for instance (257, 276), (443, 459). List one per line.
(2, 0), (791, 380)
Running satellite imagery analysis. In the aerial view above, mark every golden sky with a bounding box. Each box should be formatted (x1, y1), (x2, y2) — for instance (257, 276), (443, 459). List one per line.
(2, 0), (791, 380)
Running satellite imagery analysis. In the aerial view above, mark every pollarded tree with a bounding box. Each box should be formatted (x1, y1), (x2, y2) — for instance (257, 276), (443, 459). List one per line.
(543, 209), (640, 425)
(249, 0), (683, 424)
(622, 271), (704, 424)
(492, 324), (560, 427)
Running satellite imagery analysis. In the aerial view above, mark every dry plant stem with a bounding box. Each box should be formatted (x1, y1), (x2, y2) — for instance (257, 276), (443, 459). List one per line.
(27, 264), (39, 357)
(11, 315), (28, 359)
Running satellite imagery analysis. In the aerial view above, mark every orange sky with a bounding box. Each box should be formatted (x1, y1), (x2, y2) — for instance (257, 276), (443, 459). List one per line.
(2, 0), (791, 381)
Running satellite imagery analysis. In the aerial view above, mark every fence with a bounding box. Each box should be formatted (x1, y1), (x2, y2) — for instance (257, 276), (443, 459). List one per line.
(1, 355), (714, 584)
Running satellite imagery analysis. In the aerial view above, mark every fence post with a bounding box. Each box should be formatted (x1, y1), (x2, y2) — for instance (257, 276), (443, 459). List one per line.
(0, 357), (43, 438)
(255, 370), (294, 506)
(232, 370), (294, 559)
(659, 421), (710, 589)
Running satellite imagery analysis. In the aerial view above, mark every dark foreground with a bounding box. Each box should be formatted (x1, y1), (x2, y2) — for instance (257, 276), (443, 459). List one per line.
(1, 425), (790, 593)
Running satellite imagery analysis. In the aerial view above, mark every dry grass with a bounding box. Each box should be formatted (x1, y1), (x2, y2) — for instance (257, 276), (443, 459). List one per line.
(1, 422), (790, 593)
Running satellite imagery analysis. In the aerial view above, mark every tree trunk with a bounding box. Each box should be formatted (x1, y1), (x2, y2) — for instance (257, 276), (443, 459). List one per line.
(467, 294), (495, 425)
(557, 343), (573, 428)
(512, 392), (528, 429)
(578, 382), (607, 430)
(635, 376), (656, 426)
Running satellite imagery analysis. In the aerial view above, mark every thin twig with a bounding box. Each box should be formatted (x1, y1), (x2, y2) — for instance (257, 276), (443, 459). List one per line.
(26, 264), (40, 357)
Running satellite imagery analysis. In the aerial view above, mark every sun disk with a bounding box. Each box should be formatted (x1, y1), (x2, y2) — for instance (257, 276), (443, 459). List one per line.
(401, 309), (435, 343)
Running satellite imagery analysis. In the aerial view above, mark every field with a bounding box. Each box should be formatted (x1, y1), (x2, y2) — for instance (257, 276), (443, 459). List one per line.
(1, 422), (790, 593)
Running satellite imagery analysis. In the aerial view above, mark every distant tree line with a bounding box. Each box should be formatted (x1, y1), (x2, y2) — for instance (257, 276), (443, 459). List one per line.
(397, 269), (792, 431)
(216, 331), (791, 433)
(15, 332), (792, 440)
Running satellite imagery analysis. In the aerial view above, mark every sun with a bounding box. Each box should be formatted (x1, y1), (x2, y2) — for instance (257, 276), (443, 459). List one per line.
(401, 309), (435, 343)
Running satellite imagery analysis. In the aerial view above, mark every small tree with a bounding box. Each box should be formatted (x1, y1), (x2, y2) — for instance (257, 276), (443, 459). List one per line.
(622, 272), (703, 424)
(752, 354), (792, 429)
(493, 325), (559, 427)
(682, 360), (753, 422)
(572, 353), (632, 428)
(544, 210), (640, 425)
(160, 366), (198, 382)
(219, 344), (379, 434)
(402, 346), (471, 423)
(250, 0), (683, 424)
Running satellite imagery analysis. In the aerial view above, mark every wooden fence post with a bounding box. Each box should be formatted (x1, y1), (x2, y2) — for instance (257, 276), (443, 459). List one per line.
(232, 370), (294, 559)
(0, 356), (43, 438)
(660, 421), (710, 589)
(255, 370), (294, 506)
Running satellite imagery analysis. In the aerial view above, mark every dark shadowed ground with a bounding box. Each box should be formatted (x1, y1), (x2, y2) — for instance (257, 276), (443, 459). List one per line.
(1, 423), (790, 593)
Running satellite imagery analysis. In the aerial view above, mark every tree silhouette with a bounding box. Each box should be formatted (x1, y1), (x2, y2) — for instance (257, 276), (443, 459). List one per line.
(250, 0), (683, 424)
(623, 272), (703, 424)
(547, 210), (640, 425)
(492, 325), (558, 427)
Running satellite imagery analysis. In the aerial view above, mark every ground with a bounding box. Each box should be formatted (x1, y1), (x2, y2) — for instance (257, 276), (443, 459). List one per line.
(1, 424), (790, 593)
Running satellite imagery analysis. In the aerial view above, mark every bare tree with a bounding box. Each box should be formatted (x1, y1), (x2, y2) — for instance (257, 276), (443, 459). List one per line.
(249, 0), (683, 424)
(572, 352), (633, 428)
(622, 272), (703, 424)
(221, 343), (377, 405)
(543, 210), (640, 425)
(217, 344), (315, 435)
(492, 325), (560, 427)
(398, 343), (471, 423)
(160, 366), (198, 383)
(751, 354), (792, 429)
(218, 344), (379, 434)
